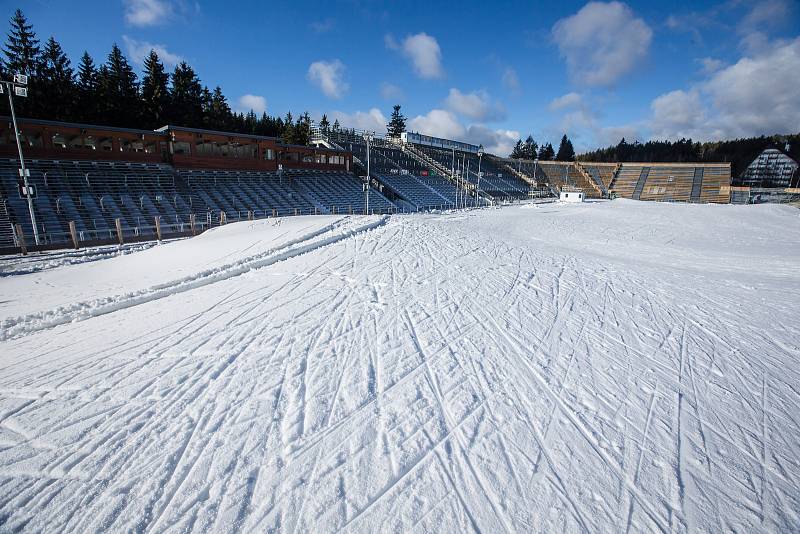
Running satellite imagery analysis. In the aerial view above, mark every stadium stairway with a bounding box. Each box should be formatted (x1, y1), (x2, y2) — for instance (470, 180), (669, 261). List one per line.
(631, 167), (651, 200)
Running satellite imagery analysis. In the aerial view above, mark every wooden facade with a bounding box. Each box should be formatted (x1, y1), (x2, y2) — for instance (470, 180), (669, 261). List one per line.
(0, 118), (351, 172)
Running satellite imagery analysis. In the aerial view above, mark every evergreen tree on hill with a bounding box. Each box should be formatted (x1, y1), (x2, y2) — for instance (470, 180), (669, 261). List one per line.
(39, 36), (74, 122)
(282, 111), (295, 144)
(332, 118), (340, 132)
(523, 135), (538, 159)
(169, 61), (203, 128)
(96, 44), (139, 127)
(556, 134), (575, 161)
(140, 50), (170, 129)
(294, 111), (312, 146)
(510, 139), (523, 159)
(538, 142), (555, 160)
(2, 9), (41, 116)
(207, 86), (232, 131)
(76, 51), (98, 123)
(386, 104), (406, 138)
(319, 113), (330, 133)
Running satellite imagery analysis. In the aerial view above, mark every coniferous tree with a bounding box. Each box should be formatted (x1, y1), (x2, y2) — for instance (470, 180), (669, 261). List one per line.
(169, 61), (203, 127)
(39, 36), (74, 121)
(538, 142), (555, 160)
(523, 135), (538, 159)
(332, 118), (340, 132)
(76, 51), (98, 123)
(97, 44), (139, 127)
(386, 104), (406, 138)
(294, 111), (312, 146)
(282, 111), (295, 144)
(319, 113), (330, 133)
(510, 139), (523, 159)
(556, 134), (575, 161)
(140, 50), (170, 129)
(2, 9), (41, 116)
(207, 86), (231, 131)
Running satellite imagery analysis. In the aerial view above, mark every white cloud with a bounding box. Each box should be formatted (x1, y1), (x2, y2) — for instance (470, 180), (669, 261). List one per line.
(696, 57), (724, 75)
(501, 67), (521, 94)
(465, 125), (520, 157)
(307, 60), (349, 99)
(122, 35), (183, 68)
(649, 89), (708, 139)
(408, 109), (464, 139)
(236, 94), (267, 114)
(552, 2), (652, 86)
(123, 0), (171, 26)
(645, 37), (800, 141)
(703, 37), (800, 138)
(380, 82), (404, 101)
(386, 32), (444, 79)
(329, 108), (387, 132)
(548, 92), (583, 111)
(406, 108), (519, 156)
(444, 88), (505, 122)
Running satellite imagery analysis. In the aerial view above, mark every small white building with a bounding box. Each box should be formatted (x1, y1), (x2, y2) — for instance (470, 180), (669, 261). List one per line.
(560, 190), (584, 202)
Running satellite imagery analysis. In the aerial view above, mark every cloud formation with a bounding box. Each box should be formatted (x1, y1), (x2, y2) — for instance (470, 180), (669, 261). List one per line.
(548, 92), (583, 111)
(307, 60), (349, 99)
(552, 2), (652, 86)
(122, 36), (183, 68)
(648, 37), (800, 141)
(236, 94), (267, 114)
(407, 109), (519, 156)
(386, 32), (444, 79)
(329, 108), (387, 132)
(444, 88), (505, 122)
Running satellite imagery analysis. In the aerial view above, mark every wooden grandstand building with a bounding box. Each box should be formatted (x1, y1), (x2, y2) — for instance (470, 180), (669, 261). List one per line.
(0, 118), (352, 172)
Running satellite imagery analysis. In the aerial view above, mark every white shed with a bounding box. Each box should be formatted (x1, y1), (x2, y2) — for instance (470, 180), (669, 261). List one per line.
(560, 190), (584, 202)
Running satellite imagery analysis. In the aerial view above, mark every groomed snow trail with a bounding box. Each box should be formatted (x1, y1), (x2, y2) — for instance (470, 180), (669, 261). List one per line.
(0, 201), (798, 532)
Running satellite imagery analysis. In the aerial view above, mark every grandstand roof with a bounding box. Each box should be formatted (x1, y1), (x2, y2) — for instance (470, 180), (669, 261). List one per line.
(155, 125), (279, 141)
(0, 116), (164, 137)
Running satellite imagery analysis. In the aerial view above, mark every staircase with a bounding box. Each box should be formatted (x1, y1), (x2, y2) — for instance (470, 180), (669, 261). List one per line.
(575, 163), (606, 197)
(497, 160), (537, 187)
(0, 199), (16, 248)
(632, 167), (651, 200)
(690, 167), (704, 202)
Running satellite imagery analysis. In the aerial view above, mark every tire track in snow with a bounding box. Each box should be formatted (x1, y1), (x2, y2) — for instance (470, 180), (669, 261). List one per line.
(0, 216), (389, 342)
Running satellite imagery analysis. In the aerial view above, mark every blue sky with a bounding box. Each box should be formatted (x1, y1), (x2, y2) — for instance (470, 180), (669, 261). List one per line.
(11, 0), (800, 154)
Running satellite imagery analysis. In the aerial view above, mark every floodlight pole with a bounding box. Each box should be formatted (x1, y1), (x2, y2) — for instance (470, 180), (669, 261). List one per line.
(3, 77), (39, 246)
(363, 131), (373, 214)
(451, 148), (456, 208)
(476, 145), (483, 208)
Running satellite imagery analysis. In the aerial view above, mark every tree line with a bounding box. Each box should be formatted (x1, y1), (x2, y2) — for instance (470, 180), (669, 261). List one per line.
(510, 134), (575, 161)
(578, 135), (800, 177)
(0, 9), (316, 145)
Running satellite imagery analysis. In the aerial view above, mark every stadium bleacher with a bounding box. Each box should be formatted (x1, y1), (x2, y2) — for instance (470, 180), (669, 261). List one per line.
(608, 163), (731, 203)
(0, 158), (399, 248)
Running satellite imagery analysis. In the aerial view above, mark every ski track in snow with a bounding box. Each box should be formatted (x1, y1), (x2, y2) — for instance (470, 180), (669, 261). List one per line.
(0, 200), (798, 532)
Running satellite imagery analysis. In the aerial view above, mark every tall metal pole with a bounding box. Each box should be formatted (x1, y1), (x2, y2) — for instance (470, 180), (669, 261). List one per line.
(7, 82), (39, 245)
(476, 148), (483, 208)
(364, 132), (371, 215)
(451, 148), (456, 209)
(461, 154), (466, 209)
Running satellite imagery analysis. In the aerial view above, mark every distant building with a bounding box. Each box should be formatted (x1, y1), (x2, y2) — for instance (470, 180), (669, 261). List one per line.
(739, 148), (799, 189)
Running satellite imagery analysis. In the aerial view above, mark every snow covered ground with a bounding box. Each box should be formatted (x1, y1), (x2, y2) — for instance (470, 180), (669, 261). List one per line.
(0, 199), (798, 532)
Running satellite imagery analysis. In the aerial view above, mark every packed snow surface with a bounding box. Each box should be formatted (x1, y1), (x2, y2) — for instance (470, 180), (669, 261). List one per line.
(0, 200), (798, 532)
